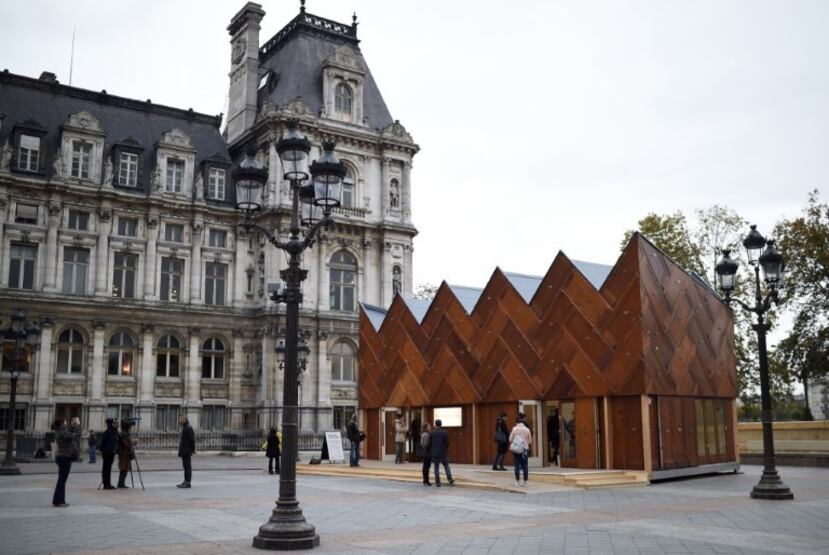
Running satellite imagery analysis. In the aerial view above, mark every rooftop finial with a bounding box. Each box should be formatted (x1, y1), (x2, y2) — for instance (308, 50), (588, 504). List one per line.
(352, 12), (358, 26)
(300, 0), (305, 13)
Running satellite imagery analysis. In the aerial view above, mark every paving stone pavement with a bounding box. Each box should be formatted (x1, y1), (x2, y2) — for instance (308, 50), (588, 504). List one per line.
(0, 462), (827, 554)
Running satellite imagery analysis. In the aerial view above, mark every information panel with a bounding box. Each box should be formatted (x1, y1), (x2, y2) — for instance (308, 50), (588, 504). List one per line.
(324, 431), (345, 462)
(433, 407), (463, 427)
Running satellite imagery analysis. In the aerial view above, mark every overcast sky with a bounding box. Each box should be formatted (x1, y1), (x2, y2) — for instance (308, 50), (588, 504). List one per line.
(2, 0), (827, 294)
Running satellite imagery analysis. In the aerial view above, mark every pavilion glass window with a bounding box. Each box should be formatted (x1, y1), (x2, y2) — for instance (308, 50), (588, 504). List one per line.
(70, 141), (92, 179)
(330, 341), (355, 382)
(201, 338), (225, 379)
(17, 135), (41, 172)
(62, 247), (89, 295)
(56, 329), (84, 374)
(67, 210), (89, 231)
(204, 262), (227, 306)
(112, 253), (138, 299)
(208, 168), (226, 200)
(334, 83), (353, 116)
(156, 335), (181, 378)
(165, 158), (184, 193)
(160, 257), (184, 302)
(118, 152), (139, 187)
(117, 217), (138, 237)
(8, 244), (36, 290)
(330, 251), (357, 312)
(107, 332), (134, 376)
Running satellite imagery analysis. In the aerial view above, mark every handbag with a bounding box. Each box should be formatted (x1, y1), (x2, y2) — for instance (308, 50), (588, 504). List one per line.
(494, 430), (507, 444)
(510, 434), (527, 454)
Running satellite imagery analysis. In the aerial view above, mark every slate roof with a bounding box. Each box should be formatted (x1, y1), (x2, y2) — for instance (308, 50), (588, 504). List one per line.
(0, 71), (231, 201)
(257, 10), (394, 129)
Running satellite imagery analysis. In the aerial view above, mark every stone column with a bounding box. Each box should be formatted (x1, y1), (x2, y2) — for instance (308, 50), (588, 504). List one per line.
(43, 202), (61, 292)
(32, 320), (54, 430)
(229, 330), (245, 429)
(189, 220), (203, 304)
(315, 332), (330, 431)
(257, 329), (272, 430)
(137, 324), (155, 423)
(266, 141), (279, 209)
(380, 156), (390, 219)
(86, 321), (107, 431)
(0, 198), (8, 266)
(94, 209), (112, 295)
(316, 237), (328, 311)
(402, 161), (412, 223)
(381, 240), (391, 308)
(185, 327), (201, 428)
(233, 229), (249, 308)
(143, 216), (159, 300)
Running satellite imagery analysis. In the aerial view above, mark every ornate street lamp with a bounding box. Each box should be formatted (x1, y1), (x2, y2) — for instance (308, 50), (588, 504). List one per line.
(0, 309), (41, 476)
(715, 225), (793, 500)
(235, 119), (342, 550)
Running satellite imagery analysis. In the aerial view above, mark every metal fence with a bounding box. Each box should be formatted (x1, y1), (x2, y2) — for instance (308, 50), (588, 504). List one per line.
(6, 430), (337, 455)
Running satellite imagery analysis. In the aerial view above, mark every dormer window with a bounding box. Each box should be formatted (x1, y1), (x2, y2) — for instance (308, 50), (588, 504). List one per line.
(71, 141), (92, 179)
(208, 168), (226, 200)
(165, 159), (184, 193)
(335, 83), (353, 118)
(118, 152), (139, 187)
(17, 135), (41, 172)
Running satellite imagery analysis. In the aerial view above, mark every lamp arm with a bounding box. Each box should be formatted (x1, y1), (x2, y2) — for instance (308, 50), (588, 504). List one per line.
(726, 296), (755, 314)
(298, 215), (330, 251)
(240, 221), (291, 251)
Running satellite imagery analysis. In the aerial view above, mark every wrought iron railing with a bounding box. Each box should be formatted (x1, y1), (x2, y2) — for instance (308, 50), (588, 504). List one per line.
(4, 430), (340, 455)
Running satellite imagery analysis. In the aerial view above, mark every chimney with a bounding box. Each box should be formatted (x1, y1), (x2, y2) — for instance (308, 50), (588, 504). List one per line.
(226, 2), (265, 144)
(39, 71), (58, 83)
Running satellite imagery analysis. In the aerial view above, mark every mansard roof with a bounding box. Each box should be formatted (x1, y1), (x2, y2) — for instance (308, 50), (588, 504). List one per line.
(0, 71), (230, 188)
(257, 9), (394, 129)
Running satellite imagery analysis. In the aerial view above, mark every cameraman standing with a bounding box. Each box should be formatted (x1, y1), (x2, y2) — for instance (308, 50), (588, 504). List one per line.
(99, 418), (118, 490)
(116, 419), (136, 488)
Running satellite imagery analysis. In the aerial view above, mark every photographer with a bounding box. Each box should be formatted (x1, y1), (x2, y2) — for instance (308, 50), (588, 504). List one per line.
(52, 416), (80, 507)
(99, 418), (118, 490)
(116, 419), (137, 488)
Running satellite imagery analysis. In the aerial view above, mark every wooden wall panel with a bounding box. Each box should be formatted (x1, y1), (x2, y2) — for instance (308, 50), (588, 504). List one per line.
(575, 397), (598, 469)
(475, 402), (518, 466)
(611, 396), (644, 470)
(365, 409), (379, 461)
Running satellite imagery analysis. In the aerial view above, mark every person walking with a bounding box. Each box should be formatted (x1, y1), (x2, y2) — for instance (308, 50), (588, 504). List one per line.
(547, 408), (560, 466)
(492, 412), (508, 471)
(52, 416), (80, 507)
(87, 429), (97, 464)
(177, 414), (195, 488)
(420, 423), (432, 486)
(429, 419), (454, 487)
(99, 418), (118, 490)
(509, 412), (532, 487)
(347, 414), (362, 467)
(116, 419), (136, 488)
(394, 411), (408, 464)
(266, 427), (281, 475)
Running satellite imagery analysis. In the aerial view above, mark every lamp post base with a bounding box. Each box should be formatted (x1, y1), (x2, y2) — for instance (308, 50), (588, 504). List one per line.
(750, 470), (793, 500)
(0, 458), (21, 476)
(252, 508), (320, 551)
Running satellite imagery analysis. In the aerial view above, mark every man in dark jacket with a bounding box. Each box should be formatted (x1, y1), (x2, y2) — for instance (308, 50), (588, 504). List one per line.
(346, 414), (362, 467)
(177, 415), (195, 488)
(429, 419), (454, 487)
(99, 418), (118, 490)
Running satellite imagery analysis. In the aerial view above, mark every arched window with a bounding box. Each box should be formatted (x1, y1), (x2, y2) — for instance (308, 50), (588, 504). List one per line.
(108, 332), (134, 376)
(330, 251), (357, 312)
(341, 166), (355, 208)
(156, 334), (181, 378)
(56, 329), (84, 374)
(335, 83), (353, 116)
(202, 337), (225, 379)
(331, 341), (355, 382)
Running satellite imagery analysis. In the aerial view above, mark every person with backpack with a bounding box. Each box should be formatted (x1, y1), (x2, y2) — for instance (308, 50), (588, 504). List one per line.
(420, 423), (432, 486)
(509, 412), (532, 487)
(492, 412), (508, 471)
(429, 419), (455, 487)
(266, 427), (281, 475)
(346, 413), (363, 467)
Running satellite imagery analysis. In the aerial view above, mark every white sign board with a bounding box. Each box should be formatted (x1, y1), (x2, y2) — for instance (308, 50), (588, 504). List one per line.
(324, 432), (345, 462)
(433, 407), (463, 427)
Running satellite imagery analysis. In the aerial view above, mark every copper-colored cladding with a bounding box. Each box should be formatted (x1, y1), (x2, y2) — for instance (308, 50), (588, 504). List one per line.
(359, 234), (737, 469)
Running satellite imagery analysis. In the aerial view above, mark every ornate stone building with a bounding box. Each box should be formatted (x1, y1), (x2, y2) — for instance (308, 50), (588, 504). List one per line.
(0, 1), (418, 433)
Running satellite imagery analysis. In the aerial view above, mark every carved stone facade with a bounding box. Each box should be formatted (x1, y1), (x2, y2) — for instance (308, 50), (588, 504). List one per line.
(0, 2), (417, 433)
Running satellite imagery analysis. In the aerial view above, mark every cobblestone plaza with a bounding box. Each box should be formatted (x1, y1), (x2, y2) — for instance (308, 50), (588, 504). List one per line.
(0, 460), (827, 554)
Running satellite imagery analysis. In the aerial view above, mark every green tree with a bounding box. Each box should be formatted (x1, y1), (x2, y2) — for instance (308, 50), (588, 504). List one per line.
(693, 205), (747, 285)
(776, 311), (829, 415)
(621, 212), (704, 275)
